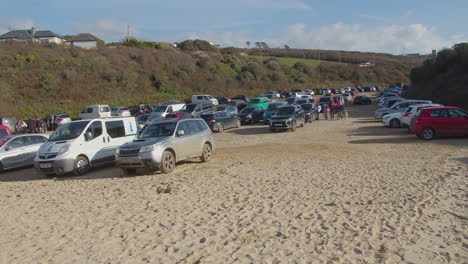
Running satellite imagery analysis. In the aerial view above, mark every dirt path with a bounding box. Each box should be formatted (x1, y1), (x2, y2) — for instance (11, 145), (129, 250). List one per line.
(0, 103), (466, 264)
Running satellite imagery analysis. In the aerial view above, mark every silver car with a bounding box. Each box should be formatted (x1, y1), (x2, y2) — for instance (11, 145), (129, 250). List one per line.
(116, 118), (214, 174)
(0, 134), (49, 172)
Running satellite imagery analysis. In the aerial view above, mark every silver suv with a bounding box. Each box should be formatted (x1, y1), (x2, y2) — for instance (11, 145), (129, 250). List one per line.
(116, 118), (214, 174)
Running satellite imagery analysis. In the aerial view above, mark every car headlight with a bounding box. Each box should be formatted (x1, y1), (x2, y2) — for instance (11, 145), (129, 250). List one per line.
(140, 144), (156, 153)
(247, 114), (252, 118)
(58, 144), (71, 154)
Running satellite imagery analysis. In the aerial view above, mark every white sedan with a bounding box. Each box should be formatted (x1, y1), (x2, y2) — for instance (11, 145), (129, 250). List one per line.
(382, 112), (404, 128)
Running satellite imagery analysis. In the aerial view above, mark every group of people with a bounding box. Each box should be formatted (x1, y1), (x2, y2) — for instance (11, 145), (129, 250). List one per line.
(322, 100), (346, 120)
(15, 118), (48, 134)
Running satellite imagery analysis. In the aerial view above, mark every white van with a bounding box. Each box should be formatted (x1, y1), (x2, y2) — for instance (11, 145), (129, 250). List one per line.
(34, 117), (137, 176)
(191, 95), (218, 106)
(78, 105), (111, 120)
(151, 102), (185, 119)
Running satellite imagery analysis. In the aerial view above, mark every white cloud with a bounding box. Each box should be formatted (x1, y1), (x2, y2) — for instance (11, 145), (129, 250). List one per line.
(0, 17), (34, 34)
(184, 23), (464, 54)
(70, 20), (144, 41)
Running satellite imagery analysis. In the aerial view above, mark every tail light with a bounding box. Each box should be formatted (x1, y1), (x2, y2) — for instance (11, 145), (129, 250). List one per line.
(403, 113), (411, 117)
(208, 120), (216, 124)
(98, 114), (102, 118)
(57, 118), (64, 121)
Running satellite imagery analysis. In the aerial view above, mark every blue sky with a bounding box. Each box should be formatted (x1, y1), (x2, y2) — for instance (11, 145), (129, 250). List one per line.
(1, 0), (466, 54)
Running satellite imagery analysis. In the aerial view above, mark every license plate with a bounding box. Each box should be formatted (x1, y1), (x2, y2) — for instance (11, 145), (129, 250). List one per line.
(39, 163), (52, 168)
(273, 123), (283, 127)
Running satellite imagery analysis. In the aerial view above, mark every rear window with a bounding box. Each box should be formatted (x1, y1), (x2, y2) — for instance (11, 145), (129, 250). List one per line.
(105, 120), (126, 138)
(100, 107), (110, 112)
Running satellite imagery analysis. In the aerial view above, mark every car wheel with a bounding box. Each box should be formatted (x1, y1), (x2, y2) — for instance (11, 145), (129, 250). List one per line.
(300, 120), (305, 127)
(390, 118), (400, 128)
(421, 127), (435, 140)
(200, 143), (212, 162)
(218, 123), (224, 133)
(73, 156), (90, 176)
(0, 162), (3, 173)
(160, 151), (175, 174)
(236, 119), (241, 128)
(291, 121), (297, 131)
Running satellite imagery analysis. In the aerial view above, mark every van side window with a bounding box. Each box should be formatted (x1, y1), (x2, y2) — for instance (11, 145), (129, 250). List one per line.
(81, 108), (87, 114)
(86, 108), (93, 113)
(197, 96), (203, 100)
(86, 121), (103, 140)
(167, 106), (173, 113)
(106, 120), (126, 138)
(101, 107), (110, 112)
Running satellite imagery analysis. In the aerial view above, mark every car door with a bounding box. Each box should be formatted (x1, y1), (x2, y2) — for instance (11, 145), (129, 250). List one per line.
(82, 121), (107, 165)
(22, 135), (48, 165)
(101, 120), (131, 162)
(448, 109), (468, 135)
(1, 137), (27, 169)
(429, 109), (450, 135)
(173, 121), (195, 160)
(224, 113), (236, 128)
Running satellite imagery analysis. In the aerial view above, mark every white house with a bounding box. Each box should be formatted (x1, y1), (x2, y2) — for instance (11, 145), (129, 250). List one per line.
(0, 27), (65, 44)
(67, 33), (98, 49)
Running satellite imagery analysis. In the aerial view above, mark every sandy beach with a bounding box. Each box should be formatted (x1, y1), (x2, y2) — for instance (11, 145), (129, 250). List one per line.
(0, 103), (466, 264)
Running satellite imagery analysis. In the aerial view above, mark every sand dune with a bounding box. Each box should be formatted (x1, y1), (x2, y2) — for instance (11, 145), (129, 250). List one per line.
(0, 103), (466, 263)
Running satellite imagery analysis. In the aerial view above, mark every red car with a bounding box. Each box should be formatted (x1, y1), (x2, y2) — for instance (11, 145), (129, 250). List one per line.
(165, 112), (193, 119)
(411, 106), (468, 140)
(0, 125), (12, 138)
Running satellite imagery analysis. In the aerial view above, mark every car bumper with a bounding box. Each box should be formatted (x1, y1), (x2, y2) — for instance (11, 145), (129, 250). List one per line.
(34, 158), (75, 175)
(270, 120), (293, 129)
(116, 154), (160, 171)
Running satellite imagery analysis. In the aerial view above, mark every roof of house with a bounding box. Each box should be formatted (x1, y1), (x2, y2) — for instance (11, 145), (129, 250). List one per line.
(0, 29), (64, 40)
(68, 33), (98, 42)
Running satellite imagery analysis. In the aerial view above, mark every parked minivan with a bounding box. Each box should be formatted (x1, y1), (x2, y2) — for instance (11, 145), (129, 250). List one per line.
(180, 103), (215, 117)
(116, 118), (214, 174)
(78, 105), (111, 120)
(35, 117), (137, 176)
(151, 102), (185, 119)
(247, 97), (270, 110)
(191, 95), (219, 106)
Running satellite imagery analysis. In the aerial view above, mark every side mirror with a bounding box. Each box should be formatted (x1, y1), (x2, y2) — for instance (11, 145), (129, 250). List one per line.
(4, 146), (12, 151)
(176, 130), (185, 137)
(85, 131), (93, 141)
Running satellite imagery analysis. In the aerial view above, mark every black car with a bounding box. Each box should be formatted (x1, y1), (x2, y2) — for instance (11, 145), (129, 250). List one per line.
(232, 95), (249, 102)
(216, 97), (231, 105)
(269, 105), (305, 132)
(238, 106), (265, 124)
(353, 96), (372, 105)
(300, 103), (319, 122)
(180, 103), (215, 117)
(318, 97), (332, 112)
(228, 99), (247, 111)
(201, 111), (241, 133)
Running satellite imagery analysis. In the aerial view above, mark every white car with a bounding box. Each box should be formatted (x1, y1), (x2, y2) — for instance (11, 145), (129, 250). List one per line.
(192, 95), (218, 106)
(111, 107), (131, 117)
(382, 112), (404, 128)
(35, 117), (137, 176)
(55, 114), (72, 127)
(78, 105), (111, 120)
(401, 104), (443, 127)
(0, 134), (49, 172)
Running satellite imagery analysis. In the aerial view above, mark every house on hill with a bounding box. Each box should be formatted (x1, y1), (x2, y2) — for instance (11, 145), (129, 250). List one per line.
(0, 27), (65, 44)
(67, 33), (98, 49)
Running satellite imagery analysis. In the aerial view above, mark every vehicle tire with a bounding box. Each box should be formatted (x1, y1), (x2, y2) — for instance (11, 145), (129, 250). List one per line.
(407, 127), (412, 134)
(421, 127), (435, 140)
(44, 173), (56, 178)
(160, 151), (175, 174)
(300, 120), (305, 127)
(218, 123), (224, 133)
(390, 118), (400, 128)
(73, 156), (90, 176)
(0, 162), (3, 173)
(236, 119), (241, 128)
(291, 121), (297, 132)
(200, 143), (212, 162)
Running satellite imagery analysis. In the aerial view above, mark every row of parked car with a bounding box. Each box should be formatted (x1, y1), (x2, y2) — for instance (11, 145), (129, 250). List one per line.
(0, 86), (377, 176)
(374, 86), (468, 140)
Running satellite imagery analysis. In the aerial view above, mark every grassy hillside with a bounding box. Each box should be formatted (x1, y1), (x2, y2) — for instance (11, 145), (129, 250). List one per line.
(0, 41), (411, 119)
(246, 55), (336, 68)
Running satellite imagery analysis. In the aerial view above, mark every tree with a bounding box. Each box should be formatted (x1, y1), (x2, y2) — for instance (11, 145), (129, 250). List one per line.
(246, 41), (250, 48)
(260, 42), (269, 49)
(284, 45), (290, 50)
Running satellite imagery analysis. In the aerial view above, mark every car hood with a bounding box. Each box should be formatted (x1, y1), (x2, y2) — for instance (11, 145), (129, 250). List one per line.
(271, 114), (293, 119)
(376, 108), (391, 113)
(39, 139), (74, 153)
(121, 136), (172, 149)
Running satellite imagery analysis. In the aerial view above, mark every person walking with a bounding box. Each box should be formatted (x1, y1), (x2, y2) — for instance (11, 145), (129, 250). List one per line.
(336, 101), (344, 119)
(323, 104), (329, 120)
(329, 101), (335, 120)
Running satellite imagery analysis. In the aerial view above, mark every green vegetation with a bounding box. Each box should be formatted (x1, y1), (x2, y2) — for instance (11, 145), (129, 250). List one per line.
(0, 41), (414, 119)
(407, 43), (468, 109)
(247, 55), (330, 68)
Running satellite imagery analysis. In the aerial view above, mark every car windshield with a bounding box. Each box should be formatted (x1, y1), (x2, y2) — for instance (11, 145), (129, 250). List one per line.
(181, 104), (196, 113)
(319, 97), (331, 103)
(153, 105), (168, 112)
(111, 107), (118, 111)
(301, 104), (313, 110)
(0, 138), (10, 147)
(267, 104), (283, 111)
(250, 99), (261, 104)
(139, 122), (176, 138)
(276, 107), (295, 115)
(240, 107), (255, 114)
(136, 114), (150, 122)
(48, 121), (90, 142)
(57, 114), (70, 118)
(217, 106), (227, 111)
